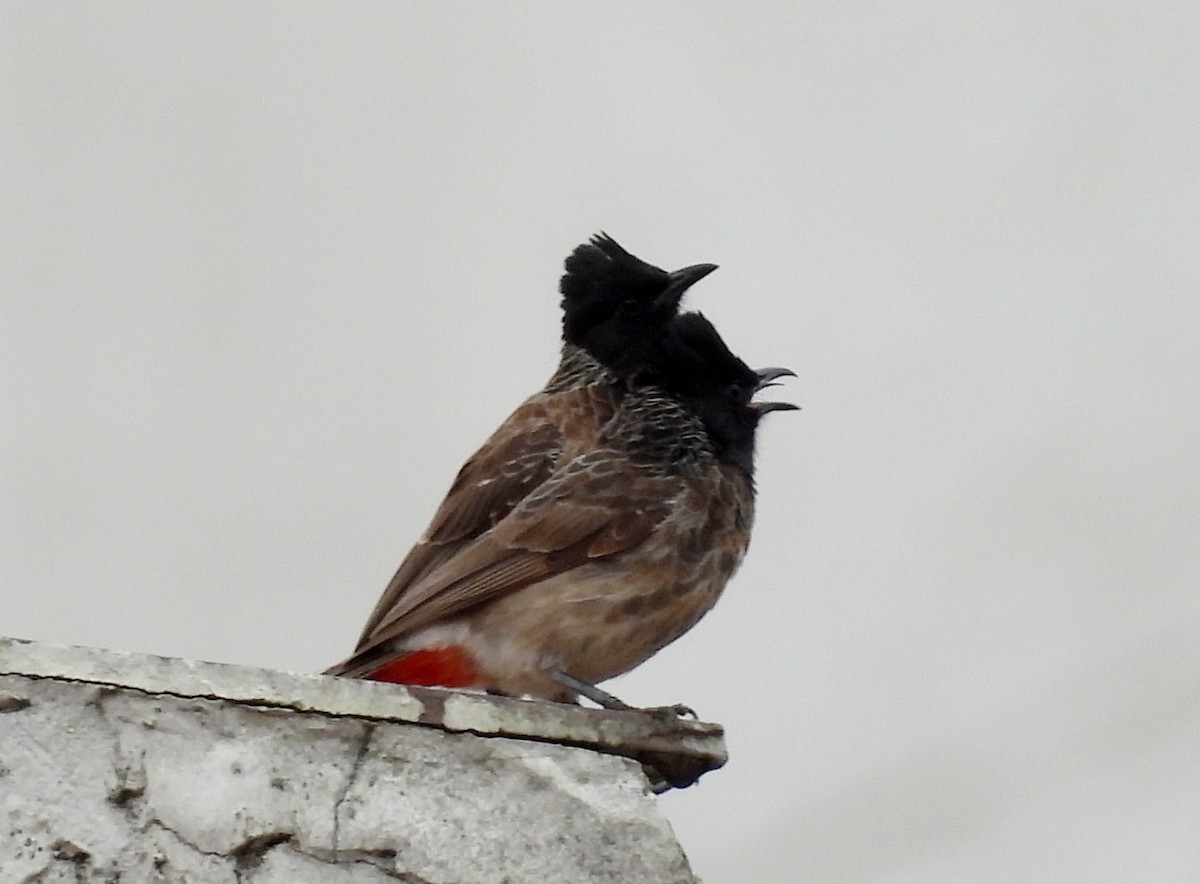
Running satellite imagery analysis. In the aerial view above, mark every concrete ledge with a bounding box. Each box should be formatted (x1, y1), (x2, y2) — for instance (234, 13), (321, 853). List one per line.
(0, 637), (725, 883)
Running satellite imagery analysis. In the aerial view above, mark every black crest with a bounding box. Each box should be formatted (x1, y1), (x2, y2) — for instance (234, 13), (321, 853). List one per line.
(558, 233), (717, 378)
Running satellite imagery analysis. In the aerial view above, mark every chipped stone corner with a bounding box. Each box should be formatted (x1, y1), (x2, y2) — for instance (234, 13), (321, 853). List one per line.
(0, 637), (719, 883)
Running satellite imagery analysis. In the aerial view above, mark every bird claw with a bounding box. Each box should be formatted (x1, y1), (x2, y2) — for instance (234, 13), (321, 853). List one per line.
(640, 703), (698, 721)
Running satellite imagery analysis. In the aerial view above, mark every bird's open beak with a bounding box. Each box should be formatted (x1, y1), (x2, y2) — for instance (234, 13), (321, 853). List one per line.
(658, 262), (719, 309)
(752, 366), (799, 414)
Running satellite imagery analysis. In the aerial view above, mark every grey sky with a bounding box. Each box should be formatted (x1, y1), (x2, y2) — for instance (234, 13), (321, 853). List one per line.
(4, 4), (1199, 881)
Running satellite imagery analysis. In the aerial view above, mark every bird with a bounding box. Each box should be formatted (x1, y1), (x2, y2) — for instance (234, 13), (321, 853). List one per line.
(332, 234), (719, 672)
(327, 308), (796, 709)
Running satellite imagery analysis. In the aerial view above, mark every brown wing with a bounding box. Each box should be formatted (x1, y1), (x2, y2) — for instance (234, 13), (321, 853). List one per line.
(347, 448), (679, 661)
(352, 397), (562, 650)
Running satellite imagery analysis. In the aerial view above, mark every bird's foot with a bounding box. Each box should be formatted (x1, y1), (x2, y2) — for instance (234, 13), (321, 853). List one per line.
(549, 671), (697, 720)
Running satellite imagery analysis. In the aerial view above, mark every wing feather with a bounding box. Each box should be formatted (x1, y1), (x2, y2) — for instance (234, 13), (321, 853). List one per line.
(349, 450), (677, 658)
(352, 399), (560, 649)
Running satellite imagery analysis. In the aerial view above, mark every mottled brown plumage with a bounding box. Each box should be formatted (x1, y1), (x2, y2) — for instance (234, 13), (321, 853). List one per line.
(328, 310), (796, 704)
(336, 235), (718, 657)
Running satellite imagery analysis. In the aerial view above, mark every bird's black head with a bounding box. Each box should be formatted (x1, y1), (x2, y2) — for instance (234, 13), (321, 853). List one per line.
(559, 233), (718, 378)
(656, 312), (797, 478)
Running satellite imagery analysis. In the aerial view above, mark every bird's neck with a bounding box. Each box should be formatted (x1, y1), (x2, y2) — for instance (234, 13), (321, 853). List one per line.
(546, 342), (618, 393)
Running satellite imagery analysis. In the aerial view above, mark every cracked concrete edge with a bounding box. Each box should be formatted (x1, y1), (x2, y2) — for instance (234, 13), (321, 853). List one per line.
(331, 722), (376, 855)
(2, 669), (701, 882)
(0, 636), (727, 789)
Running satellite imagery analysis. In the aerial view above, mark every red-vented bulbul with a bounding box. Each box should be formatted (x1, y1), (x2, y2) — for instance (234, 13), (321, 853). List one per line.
(327, 309), (795, 707)
(334, 234), (718, 662)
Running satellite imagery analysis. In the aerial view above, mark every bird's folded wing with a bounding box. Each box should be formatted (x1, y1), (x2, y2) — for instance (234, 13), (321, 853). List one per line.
(426, 411), (562, 544)
(353, 400), (561, 649)
(355, 453), (676, 652)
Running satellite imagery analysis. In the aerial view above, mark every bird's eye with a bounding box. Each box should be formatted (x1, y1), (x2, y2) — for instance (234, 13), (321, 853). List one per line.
(619, 298), (642, 315)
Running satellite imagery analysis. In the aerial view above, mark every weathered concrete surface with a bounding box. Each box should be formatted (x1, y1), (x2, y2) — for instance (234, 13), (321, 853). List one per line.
(0, 637), (720, 883)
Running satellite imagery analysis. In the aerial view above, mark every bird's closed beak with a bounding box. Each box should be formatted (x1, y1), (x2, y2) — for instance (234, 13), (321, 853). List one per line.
(752, 366), (798, 414)
(754, 367), (796, 388)
(659, 262), (719, 310)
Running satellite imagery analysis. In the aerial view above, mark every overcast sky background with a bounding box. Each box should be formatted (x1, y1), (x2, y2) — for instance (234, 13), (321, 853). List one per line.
(4, 4), (1199, 882)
